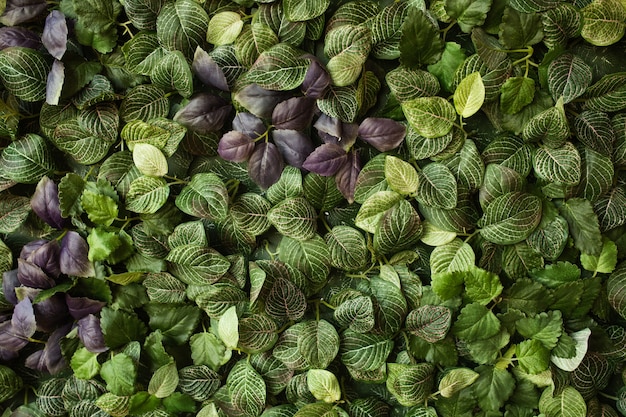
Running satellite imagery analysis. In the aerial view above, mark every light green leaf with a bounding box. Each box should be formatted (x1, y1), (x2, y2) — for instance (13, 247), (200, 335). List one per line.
(445, 0), (493, 32)
(101, 353), (136, 396)
(327, 51), (366, 87)
(325, 226), (368, 271)
(479, 192), (542, 245)
(70, 347), (101, 380)
(439, 368), (480, 398)
(452, 303), (501, 341)
(284, 0), (329, 21)
(542, 4), (582, 49)
(548, 53), (592, 104)
(454, 72), (485, 118)
(533, 142), (581, 185)
(0, 47), (49, 102)
(581, 0), (626, 46)
(500, 77), (535, 115)
(132, 143), (168, 177)
(268, 197), (317, 240)
(120, 84), (169, 123)
(522, 97), (570, 148)
(126, 176), (169, 214)
(355, 190), (403, 233)
(245, 43), (310, 91)
(386, 67), (440, 102)
(148, 361), (179, 398)
(516, 340), (550, 374)
(156, 0), (209, 57)
(386, 363), (434, 406)
(464, 266), (503, 305)
(207, 12), (244, 46)
(539, 386), (587, 417)
(430, 238), (475, 274)
(235, 23), (279, 67)
(0, 195), (30, 234)
(334, 294), (375, 333)
(420, 221), (457, 246)
(95, 393), (130, 417)
(307, 369), (341, 403)
(166, 245), (230, 285)
(417, 162), (458, 209)
(340, 330), (393, 371)
(278, 235), (331, 283)
(402, 96), (456, 139)
(175, 173), (229, 221)
(384, 155), (419, 195)
(190, 333), (231, 370)
(581, 237), (617, 274)
(143, 272), (186, 304)
(151, 50), (194, 98)
(370, 2), (411, 59)
(218, 305), (239, 349)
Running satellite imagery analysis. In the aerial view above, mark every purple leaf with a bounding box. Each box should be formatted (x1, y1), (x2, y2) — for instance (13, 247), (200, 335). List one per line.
(42, 10), (67, 60)
(314, 115), (358, 149)
(248, 142), (284, 189)
(232, 112), (266, 139)
(335, 151), (361, 204)
(0, 0), (47, 26)
(31, 176), (68, 230)
(20, 239), (47, 259)
(173, 93), (232, 134)
(358, 118), (407, 152)
(43, 324), (71, 374)
(218, 131), (255, 162)
(314, 114), (342, 138)
(0, 344), (19, 361)
(193, 46), (229, 91)
(302, 59), (330, 99)
(77, 314), (108, 353)
(25, 349), (46, 371)
(34, 294), (68, 333)
(12, 298), (36, 339)
(2, 270), (19, 305)
(272, 129), (315, 169)
(0, 319), (27, 352)
(302, 143), (347, 176)
(17, 259), (55, 289)
(66, 295), (106, 320)
(23, 239), (60, 278)
(272, 97), (316, 130)
(234, 83), (288, 119)
(60, 231), (95, 277)
(0, 26), (41, 49)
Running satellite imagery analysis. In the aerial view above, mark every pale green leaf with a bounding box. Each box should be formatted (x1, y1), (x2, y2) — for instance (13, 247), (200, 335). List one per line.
(148, 362), (179, 398)
(307, 369), (341, 403)
(580, 237), (617, 274)
(401, 96), (457, 139)
(454, 72), (485, 118)
(207, 12), (244, 46)
(581, 0), (626, 47)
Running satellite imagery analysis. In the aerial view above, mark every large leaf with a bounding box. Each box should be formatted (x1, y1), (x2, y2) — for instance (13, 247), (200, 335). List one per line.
(479, 192), (542, 245)
(298, 320), (339, 369)
(547, 53), (592, 104)
(386, 363), (435, 406)
(325, 226), (368, 271)
(580, 0), (626, 47)
(399, 8), (444, 68)
(340, 330), (393, 371)
(278, 235), (331, 284)
(175, 173), (229, 221)
(417, 163), (457, 209)
(245, 43), (310, 91)
(227, 360), (266, 417)
(445, 0), (493, 32)
(533, 142), (581, 185)
(402, 97), (456, 139)
(0, 134), (54, 184)
(166, 245), (230, 285)
(156, 0), (209, 57)
(558, 197), (603, 255)
(0, 47), (48, 102)
(539, 386), (587, 417)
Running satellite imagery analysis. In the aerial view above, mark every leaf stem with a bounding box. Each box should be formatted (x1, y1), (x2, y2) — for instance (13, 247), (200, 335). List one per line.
(599, 392), (619, 401)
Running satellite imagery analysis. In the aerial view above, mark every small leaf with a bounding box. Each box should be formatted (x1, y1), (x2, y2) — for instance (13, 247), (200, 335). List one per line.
(500, 77), (535, 115)
(406, 305), (452, 343)
(307, 369), (341, 403)
(207, 12), (244, 46)
(479, 192), (542, 245)
(148, 362), (178, 398)
(454, 72), (485, 118)
(402, 97), (456, 139)
(581, 238), (617, 274)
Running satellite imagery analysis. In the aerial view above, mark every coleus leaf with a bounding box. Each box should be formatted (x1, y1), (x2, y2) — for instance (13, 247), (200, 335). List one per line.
(218, 131), (255, 163)
(248, 142), (284, 189)
(358, 118), (406, 152)
(302, 144), (347, 176)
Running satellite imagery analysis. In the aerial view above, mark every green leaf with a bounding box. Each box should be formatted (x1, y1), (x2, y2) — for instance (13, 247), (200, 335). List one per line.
(81, 188), (118, 227)
(472, 365), (515, 411)
(145, 304), (200, 345)
(157, 0), (209, 57)
(464, 266), (503, 305)
(230, 193), (272, 236)
(129, 392), (161, 415)
(417, 162), (457, 209)
(268, 197), (317, 240)
(207, 12), (244, 46)
(218, 305), (239, 349)
(307, 369), (341, 403)
(387, 67), (440, 103)
(445, 0), (493, 32)
(439, 368), (480, 398)
(325, 226), (368, 271)
(51, 119), (112, 165)
(499, 7), (544, 48)
(581, 237), (617, 274)
(427, 42), (466, 92)
(384, 155), (419, 195)
(148, 362), (178, 398)
(101, 353), (136, 396)
(120, 84), (169, 123)
(406, 305), (452, 343)
(238, 314), (278, 353)
(265, 277), (307, 321)
(548, 53), (592, 104)
(70, 347), (101, 380)
(533, 142), (581, 185)
(516, 339), (550, 374)
(558, 197), (603, 255)
(585, 72), (626, 112)
(542, 4), (582, 49)
(539, 386), (587, 417)
(166, 245), (230, 285)
(430, 238), (475, 274)
(317, 85), (359, 123)
(374, 199), (422, 255)
(581, 0), (626, 47)
(126, 176), (169, 214)
(355, 190), (403, 233)
(278, 235), (331, 283)
(522, 98), (570, 147)
(0, 366), (22, 404)
(452, 302), (501, 341)
(0, 195), (30, 233)
(340, 330), (393, 371)
(175, 173), (229, 221)
(479, 192), (542, 245)
(516, 310), (563, 349)
(122, 0), (164, 31)
(370, 2), (411, 60)
(386, 363), (435, 406)
(151, 50), (194, 98)
(235, 23), (279, 67)
(0, 134), (54, 184)
(227, 360), (266, 417)
(500, 77), (535, 115)
(402, 97), (456, 139)
(0, 47), (49, 102)
(454, 72), (485, 118)
(399, 7), (445, 67)
(245, 43), (310, 91)
(189, 333), (231, 370)
(284, 0), (329, 21)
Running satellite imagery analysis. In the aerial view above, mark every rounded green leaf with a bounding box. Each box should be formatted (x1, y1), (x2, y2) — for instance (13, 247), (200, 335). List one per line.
(454, 72), (485, 118)
(325, 226), (368, 271)
(406, 305), (452, 343)
(133, 143), (168, 177)
(386, 67), (440, 102)
(126, 176), (169, 214)
(0, 134), (54, 183)
(439, 368), (479, 398)
(231, 193), (272, 236)
(157, 0), (209, 57)
(416, 162), (457, 209)
(401, 96), (456, 138)
(284, 0), (330, 21)
(298, 320), (340, 369)
(327, 51), (365, 87)
(148, 362), (179, 398)
(500, 77), (536, 115)
(166, 245), (230, 285)
(268, 197), (317, 240)
(151, 50), (194, 98)
(120, 84), (169, 123)
(522, 98), (570, 147)
(374, 199), (423, 255)
(278, 235), (331, 283)
(207, 12), (244, 46)
(235, 23), (279, 67)
(385, 155), (419, 195)
(307, 369), (341, 403)
(218, 305), (239, 349)
(0, 365), (23, 403)
(175, 173), (229, 221)
(238, 314), (278, 353)
(547, 53), (592, 104)
(333, 294), (375, 333)
(0, 47), (49, 102)
(420, 221), (457, 246)
(340, 330), (393, 371)
(581, 0), (626, 47)
(245, 43), (310, 91)
(479, 192), (542, 245)
(355, 190), (403, 233)
(533, 142), (581, 185)
(227, 360), (266, 416)
(539, 386), (587, 417)
(386, 363), (435, 407)
(317, 85), (359, 123)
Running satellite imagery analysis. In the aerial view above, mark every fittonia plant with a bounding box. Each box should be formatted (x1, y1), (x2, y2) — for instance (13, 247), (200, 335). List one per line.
(2, 0), (626, 416)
